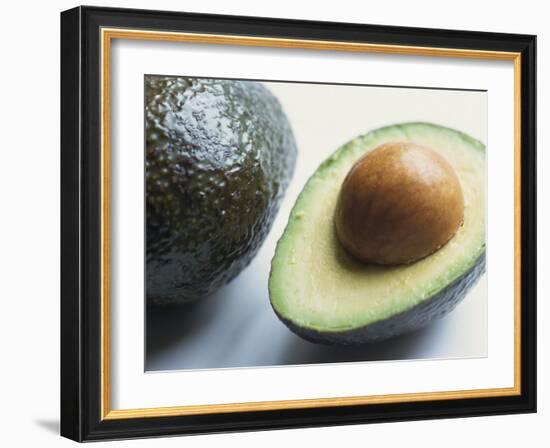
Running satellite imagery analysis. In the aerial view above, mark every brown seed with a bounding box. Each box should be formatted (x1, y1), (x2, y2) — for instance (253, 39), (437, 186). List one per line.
(334, 142), (464, 265)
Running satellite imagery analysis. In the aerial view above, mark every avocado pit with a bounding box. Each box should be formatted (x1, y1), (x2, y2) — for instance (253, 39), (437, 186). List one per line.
(334, 142), (464, 265)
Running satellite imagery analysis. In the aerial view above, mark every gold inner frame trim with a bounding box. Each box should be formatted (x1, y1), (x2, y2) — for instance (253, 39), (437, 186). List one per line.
(100, 27), (522, 421)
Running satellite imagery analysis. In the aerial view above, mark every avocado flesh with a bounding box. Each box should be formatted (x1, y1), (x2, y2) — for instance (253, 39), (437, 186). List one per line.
(146, 76), (297, 304)
(269, 122), (485, 343)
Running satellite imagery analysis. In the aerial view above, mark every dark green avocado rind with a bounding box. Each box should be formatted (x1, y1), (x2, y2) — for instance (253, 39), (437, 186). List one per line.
(275, 253), (485, 345)
(146, 76), (297, 304)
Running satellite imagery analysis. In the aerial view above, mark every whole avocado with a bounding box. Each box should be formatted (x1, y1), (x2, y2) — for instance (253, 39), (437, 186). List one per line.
(146, 76), (297, 304)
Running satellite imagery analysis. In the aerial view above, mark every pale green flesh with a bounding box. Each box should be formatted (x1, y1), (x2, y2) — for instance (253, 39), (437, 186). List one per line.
(269, 123), (485, 333)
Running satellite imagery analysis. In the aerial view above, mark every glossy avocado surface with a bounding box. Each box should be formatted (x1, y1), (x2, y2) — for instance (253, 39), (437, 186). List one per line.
(146, 76), (297, 304)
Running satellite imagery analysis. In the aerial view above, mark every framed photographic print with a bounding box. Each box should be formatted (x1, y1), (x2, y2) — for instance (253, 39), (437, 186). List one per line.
(60, 6), (536, 442)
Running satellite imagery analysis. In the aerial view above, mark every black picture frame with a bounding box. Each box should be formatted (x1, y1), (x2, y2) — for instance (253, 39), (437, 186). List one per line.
(61, 5), (536, 442)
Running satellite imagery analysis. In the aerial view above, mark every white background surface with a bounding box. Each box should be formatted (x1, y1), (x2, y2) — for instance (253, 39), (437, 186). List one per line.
(112, 28), (513, 411)
(0, 0), (546, 447)
(145, 83), (488, 372)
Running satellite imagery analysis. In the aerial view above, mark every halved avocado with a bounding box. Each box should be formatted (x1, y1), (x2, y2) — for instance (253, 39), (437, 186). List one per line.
(269, 122), (485, 344)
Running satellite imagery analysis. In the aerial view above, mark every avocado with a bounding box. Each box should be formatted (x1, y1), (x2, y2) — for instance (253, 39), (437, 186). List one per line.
(146, 76), (297, 304)
(269, 122), (485, 344)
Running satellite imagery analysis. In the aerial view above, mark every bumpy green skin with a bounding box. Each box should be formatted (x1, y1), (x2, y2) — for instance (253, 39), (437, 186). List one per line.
(276, 254), (485, 345)
(146, 76), (297, 304)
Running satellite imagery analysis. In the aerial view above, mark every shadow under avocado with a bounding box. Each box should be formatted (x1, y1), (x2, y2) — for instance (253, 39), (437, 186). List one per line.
(145, 268), (451, 371)
(273, 317), (450, 366)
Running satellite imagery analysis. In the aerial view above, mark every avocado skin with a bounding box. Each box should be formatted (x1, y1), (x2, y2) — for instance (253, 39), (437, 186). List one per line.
(274, 254), (485, 345)
(146, 76), (297, 304)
